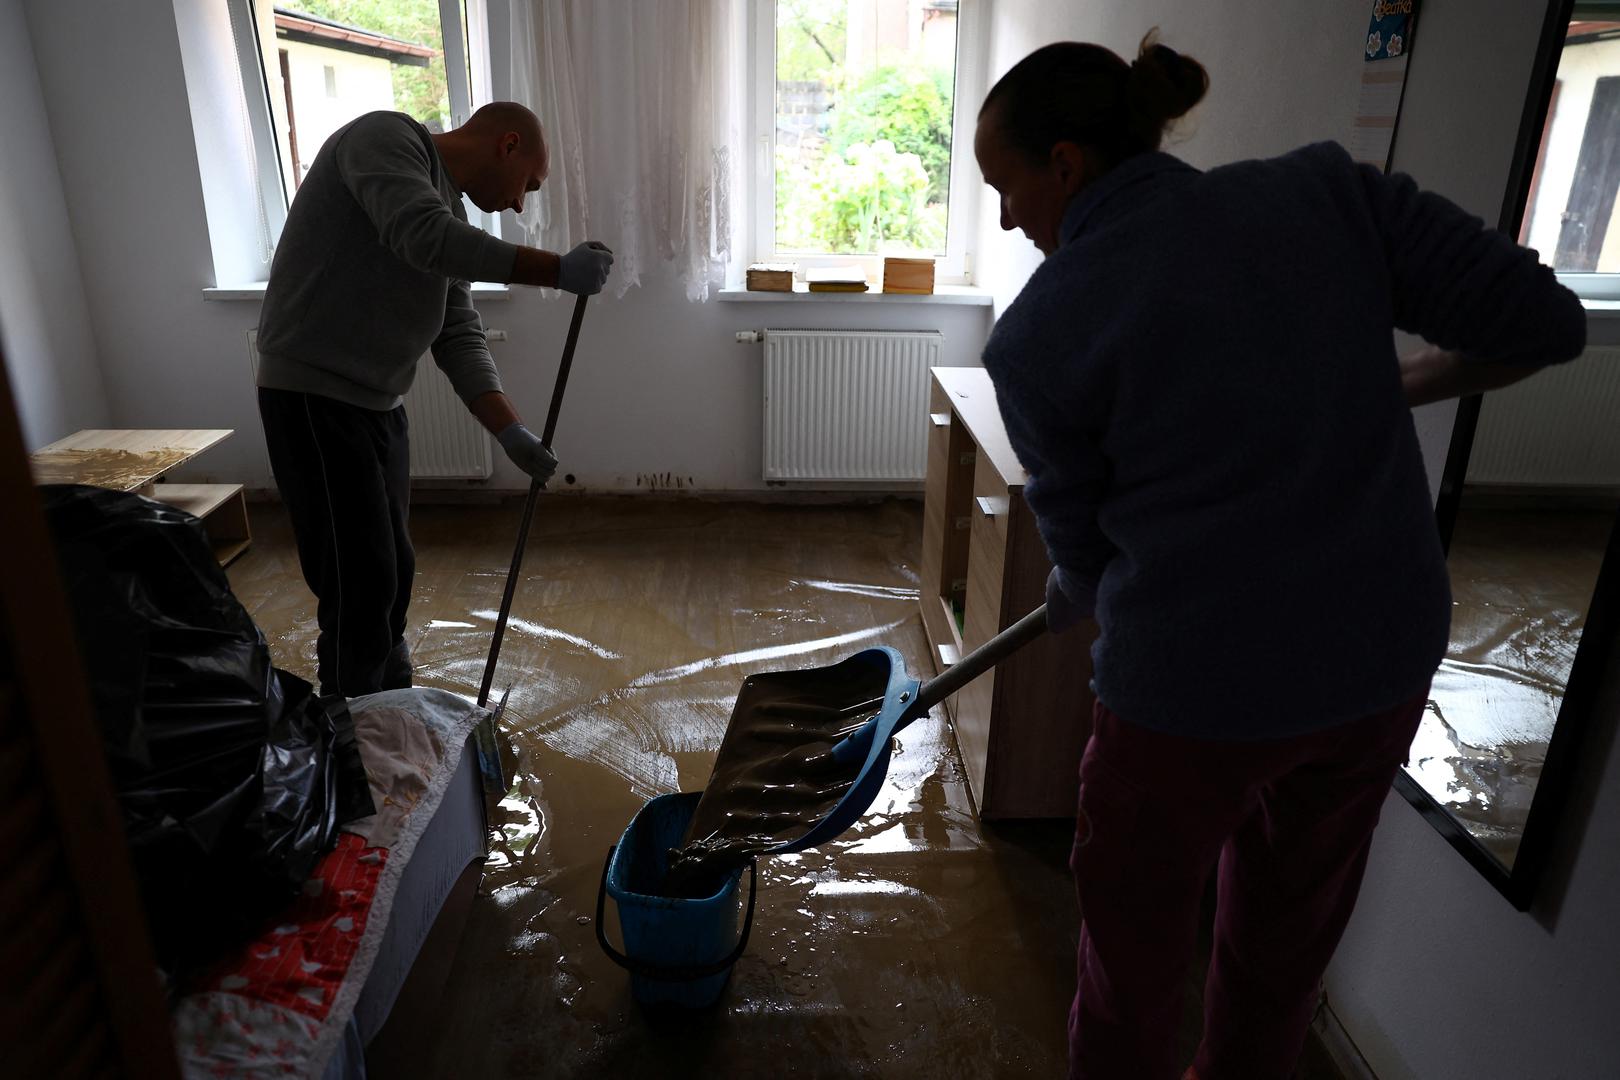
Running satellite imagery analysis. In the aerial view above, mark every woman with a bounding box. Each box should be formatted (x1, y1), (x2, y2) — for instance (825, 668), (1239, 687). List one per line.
(974, 35), (1585, 1080)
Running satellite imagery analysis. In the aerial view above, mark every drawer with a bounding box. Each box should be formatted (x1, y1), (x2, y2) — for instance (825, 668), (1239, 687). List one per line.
(955, 471), (1011, 812)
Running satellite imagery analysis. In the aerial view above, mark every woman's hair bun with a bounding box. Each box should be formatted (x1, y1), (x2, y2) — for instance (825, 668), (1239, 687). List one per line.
(1127, 32), (1209, 135)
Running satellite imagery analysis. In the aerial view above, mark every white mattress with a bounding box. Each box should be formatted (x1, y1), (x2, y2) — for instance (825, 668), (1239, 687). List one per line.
(321, 741), (486, 1080)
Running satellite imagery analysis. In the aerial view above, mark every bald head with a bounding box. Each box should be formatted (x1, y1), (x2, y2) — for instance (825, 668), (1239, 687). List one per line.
(461, 102), (546, 151)
(436, 101), (549, 215)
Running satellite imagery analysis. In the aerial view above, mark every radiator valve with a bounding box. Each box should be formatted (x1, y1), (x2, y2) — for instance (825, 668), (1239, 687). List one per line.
(734, 330), (762, 344)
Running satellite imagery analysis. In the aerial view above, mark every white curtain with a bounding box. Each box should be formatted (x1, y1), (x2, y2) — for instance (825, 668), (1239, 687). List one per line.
(509, 0), (747, 301)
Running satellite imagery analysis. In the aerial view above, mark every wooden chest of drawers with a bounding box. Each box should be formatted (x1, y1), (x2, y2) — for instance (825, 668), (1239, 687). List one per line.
(918, 367), (1095, 819)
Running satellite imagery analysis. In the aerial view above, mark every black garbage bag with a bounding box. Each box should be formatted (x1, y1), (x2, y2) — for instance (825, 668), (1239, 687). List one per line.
(41, 484), (374, 972)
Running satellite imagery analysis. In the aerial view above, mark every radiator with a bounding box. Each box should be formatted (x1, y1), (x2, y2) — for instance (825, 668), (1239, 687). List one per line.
(762, 329), (942, 481)
(1467, 345), (1620, 487)
(245, 330), (493, 480)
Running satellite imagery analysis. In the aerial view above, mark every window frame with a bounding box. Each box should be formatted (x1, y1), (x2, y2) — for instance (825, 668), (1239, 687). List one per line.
(748, 0), (986, 286)
(229, 0), (496, 255)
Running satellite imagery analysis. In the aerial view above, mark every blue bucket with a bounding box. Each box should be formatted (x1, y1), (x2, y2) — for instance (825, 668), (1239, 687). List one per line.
(595, 791), (758, 1007)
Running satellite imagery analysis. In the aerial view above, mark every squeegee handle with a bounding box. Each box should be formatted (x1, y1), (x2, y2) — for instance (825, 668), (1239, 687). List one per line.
(477, 293), (591, 709)
(539, 293), (590, 446)
(909, 603), (1050, 717)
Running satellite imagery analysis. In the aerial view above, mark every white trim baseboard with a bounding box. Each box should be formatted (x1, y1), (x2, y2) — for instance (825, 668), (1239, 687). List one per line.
(1313, 999), (1380, 1080)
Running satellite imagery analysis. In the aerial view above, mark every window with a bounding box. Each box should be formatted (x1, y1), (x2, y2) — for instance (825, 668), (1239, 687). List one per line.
(231, 0), (493, 247)
(754, 0), (984, 283)
(1521, 4), (1620, 298)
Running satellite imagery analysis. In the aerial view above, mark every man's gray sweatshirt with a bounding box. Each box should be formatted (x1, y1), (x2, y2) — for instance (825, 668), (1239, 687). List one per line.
(256, 111), (522, 411)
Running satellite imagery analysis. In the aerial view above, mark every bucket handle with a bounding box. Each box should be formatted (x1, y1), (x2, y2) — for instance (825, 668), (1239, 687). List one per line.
(594, 846), (759, 982)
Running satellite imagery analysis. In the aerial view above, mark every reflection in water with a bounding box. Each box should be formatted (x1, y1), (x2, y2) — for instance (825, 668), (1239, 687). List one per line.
(808, 879), (922, 899)
(471, 610), (626, 660)
(1409, 507), (1610, 868)
(231, 498), (1076, 1078)
(623, 620), (911, 689)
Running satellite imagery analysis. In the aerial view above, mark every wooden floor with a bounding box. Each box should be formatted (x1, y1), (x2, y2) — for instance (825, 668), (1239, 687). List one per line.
(228, 495), (1347, 1079)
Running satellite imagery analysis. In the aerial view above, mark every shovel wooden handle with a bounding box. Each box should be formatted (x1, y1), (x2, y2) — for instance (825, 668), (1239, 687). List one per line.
(908, 603), (1050, 717)
(477, 293), (590, 709)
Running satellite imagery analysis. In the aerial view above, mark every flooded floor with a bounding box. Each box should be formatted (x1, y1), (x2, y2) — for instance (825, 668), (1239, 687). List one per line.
(228, 496), (1345, 1079)
(1409, 505), (1613, 868)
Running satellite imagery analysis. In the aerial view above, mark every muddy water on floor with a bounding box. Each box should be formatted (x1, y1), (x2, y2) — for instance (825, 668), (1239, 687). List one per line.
(1409, 507), (1613, 867)
(231, 497), (1076, 1078)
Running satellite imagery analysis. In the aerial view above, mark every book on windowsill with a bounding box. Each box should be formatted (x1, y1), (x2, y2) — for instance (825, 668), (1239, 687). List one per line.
(745, 263), (794, 291)
(805, 265), (869, 293)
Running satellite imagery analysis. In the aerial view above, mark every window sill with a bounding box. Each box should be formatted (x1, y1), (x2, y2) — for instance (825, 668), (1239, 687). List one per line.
(202, 282), (513, 301)
(715, 284), (992, 306)
(1579, 298), (1620, 318)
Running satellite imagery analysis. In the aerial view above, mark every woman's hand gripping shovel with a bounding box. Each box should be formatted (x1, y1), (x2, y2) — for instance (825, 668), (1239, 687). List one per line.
(472, 294), (591, 792)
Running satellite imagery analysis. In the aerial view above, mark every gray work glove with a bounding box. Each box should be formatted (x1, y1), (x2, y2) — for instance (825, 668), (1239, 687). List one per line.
(1045, 565), (1096, 634)
(496, 422), (558, 484)
(557, 240), (614, 295)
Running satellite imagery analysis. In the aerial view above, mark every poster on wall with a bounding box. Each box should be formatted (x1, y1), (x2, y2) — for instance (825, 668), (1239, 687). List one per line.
(1348, 0), (1420, 172)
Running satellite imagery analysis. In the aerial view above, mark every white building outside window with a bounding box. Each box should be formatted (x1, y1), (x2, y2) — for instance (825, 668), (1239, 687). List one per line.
(229, 0), (492, 253)
(1522, 6), (1620, 299)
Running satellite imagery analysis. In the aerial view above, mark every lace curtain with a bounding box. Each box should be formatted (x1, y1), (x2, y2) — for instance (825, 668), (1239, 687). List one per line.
(509, 0), (746, 301)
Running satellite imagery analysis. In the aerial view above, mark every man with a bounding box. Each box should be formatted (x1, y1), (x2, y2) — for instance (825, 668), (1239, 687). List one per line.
(256, 102), (611, 699)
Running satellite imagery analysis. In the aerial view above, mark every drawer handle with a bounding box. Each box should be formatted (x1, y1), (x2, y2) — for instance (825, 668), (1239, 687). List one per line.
(975, 496), (1008, 518)
(930, 412), (951, 427)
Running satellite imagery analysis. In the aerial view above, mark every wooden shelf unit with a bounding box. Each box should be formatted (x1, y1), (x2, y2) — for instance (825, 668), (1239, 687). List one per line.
(29, 430), (251, 567)
(152, 483), (253, 567)
(919, 368), (1096, 819)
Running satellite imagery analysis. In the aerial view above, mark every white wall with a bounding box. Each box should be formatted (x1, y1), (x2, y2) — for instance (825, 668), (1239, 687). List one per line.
(0, 0), (108, 449)
(21, 0), (991, 494)
(1325, 3), (1620, 1077)
(21, 0), (264, 486)
(974, 0), (1373, 316)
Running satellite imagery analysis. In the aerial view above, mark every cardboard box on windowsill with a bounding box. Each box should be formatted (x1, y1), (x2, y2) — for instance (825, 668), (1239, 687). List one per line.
(746, 264), (795, 292)
(882, 257), (935, 295)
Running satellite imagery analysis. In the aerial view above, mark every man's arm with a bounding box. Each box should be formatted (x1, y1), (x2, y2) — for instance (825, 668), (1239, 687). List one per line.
(472, 391), (557, 483)
(468, 390), (521, 434)
(337, 113), (521, 283)
(511, 246), (562, 289)
(511, 242), (615, 293)
(431, 280), (555, 482)
(432, 278), (504, 403)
